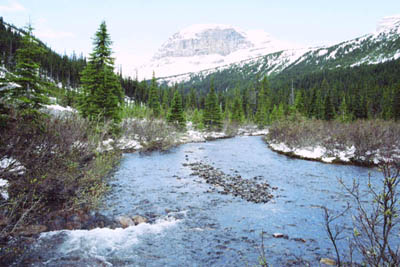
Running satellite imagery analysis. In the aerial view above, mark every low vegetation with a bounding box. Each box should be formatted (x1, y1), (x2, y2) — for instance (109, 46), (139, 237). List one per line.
(266, 118), (400, 165)
(322, 161), (400, 266)
(0, 108), (120, 263)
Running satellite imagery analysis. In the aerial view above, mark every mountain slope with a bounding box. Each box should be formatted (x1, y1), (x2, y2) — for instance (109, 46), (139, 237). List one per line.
(155, 15), (400, 89)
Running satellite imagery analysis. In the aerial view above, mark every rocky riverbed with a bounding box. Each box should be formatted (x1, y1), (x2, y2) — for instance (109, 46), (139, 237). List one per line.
(184, 161), (275, 203)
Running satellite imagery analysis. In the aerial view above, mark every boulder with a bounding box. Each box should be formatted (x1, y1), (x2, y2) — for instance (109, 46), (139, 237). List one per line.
(320, 258), (336, 266)
(132, 215), (148, 225)
(117, 216), (135, 228)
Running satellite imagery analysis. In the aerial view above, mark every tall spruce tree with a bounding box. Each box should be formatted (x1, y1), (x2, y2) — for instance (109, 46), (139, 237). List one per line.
(231, 89), (244, 124)
(203, 79), (222, 130)
(323, 90), (335, 120)
(1, 24), (49, 112)
(79, 21), (124, 125)
(393, 84), (400, 121)
(167, 90), (185, 129)
(255, 77), (271, 127)
(148, 73), (160, 117)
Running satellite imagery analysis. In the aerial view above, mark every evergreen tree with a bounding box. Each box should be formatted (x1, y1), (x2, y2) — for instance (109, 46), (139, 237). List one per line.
(191, 108), (204, 130)
(79, 21), (124, 125)
(1, 24), (49, 112)
(186, 88), (197, 110)
(147, 72), (160, 117)
(203, 79), (222, 130)
(323, 90), (335, 120)
(393, 84), (400, 121)
(161, 88), (169, 116)
(270, 105), (279, 122)
(245, 86), (257, 120)
(231, 89), (244, 124)
(167, 90), (185, 129)
(294, 90), (305, 114)
(337, 96), (351, 122)
(255, 77), (271, 127)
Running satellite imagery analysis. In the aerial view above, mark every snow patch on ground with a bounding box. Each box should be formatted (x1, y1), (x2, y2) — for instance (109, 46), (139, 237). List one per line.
(269, 143), (292, 153)
(268, 142), (358, 164)
(268, 141), (399, 166)
(0, 157), (25, 174)
(0, 179), (9, 200)
(0, 157), (25, 200)
(116, 138), (143, 151)
(43, 104), (77, 116)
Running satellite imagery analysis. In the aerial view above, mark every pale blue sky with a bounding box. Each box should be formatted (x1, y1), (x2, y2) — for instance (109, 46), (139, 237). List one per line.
(1, 0), (399, 76)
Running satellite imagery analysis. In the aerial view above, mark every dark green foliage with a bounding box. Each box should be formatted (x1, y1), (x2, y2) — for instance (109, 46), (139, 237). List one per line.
(0, 17), (86, 88)
(186, 88), (197, 110)
(148, 73), (161, 117)
(323, 90), (335, 121)
(203, 80), (222, 130)
(294, 90), (305, 114)
(1, 24), (49, 112)
(393, 84), (400, 121)
(231, 89), (244, 123)
(255, 85), (268, 126)
(79, 21), (124, 126)
(167, 90), (185, 129)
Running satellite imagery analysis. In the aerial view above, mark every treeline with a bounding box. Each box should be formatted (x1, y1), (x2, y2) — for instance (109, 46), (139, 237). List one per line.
(118, 58), (400, 131)
(146, 58), (400, 126)
(271, 59), (400, 121)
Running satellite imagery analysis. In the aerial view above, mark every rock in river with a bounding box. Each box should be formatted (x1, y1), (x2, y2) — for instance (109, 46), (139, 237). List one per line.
(117, 216), (135, 228)
(132, 215), (148, 225)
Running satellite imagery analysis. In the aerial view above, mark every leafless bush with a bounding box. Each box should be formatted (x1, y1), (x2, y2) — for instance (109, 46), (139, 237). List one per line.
(120, 118), (177, 151)
(322, 161), (400, 266)
(223, 120), (239, 137)
(0, 109), (116, 238)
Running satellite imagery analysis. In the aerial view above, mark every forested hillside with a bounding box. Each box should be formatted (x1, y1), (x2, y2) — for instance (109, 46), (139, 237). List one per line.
(0, 17), (86, 88)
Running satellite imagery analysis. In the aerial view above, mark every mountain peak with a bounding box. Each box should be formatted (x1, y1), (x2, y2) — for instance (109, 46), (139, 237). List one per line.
(177, 24), (244, 39)
(376, 15), (400, 34)
(140, 24), (294, 79)
(153, 24), (256, 60)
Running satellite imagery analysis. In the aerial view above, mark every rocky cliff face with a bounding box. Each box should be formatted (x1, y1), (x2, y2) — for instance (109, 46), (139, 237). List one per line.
(153, 25), (254, 59)
(139, 24), (292, 79)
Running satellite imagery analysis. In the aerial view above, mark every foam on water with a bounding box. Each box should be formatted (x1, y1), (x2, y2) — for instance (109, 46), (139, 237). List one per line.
(38, 217), (179, 263)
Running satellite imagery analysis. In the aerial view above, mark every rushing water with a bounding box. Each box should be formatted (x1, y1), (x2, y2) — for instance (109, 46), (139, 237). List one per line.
(20, 136), (383, 266)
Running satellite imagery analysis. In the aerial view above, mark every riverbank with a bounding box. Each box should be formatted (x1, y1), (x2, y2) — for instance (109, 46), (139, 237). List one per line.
(103, 118), (269, 153)
(265, 119), (400, 167)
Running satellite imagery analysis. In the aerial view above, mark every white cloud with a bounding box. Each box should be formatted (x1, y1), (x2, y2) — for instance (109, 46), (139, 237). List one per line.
(0, 1), (26, 13)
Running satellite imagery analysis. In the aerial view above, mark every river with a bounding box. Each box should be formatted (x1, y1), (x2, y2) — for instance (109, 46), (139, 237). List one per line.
(18, 136), (383, 266)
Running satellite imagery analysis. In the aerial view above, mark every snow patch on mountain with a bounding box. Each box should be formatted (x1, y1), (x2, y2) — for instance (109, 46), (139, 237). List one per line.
(375, 15), (400, 35)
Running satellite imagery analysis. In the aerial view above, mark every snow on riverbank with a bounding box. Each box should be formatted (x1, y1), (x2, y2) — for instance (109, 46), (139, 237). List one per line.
(269, 143), (355, 163)
(101, 121), (269, 153)
(268, 141), (398, 166)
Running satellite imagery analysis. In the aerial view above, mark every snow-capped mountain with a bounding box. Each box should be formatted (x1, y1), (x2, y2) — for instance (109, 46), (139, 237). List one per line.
(156, 15), (400, 87)
(139, 24), (295, 79)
